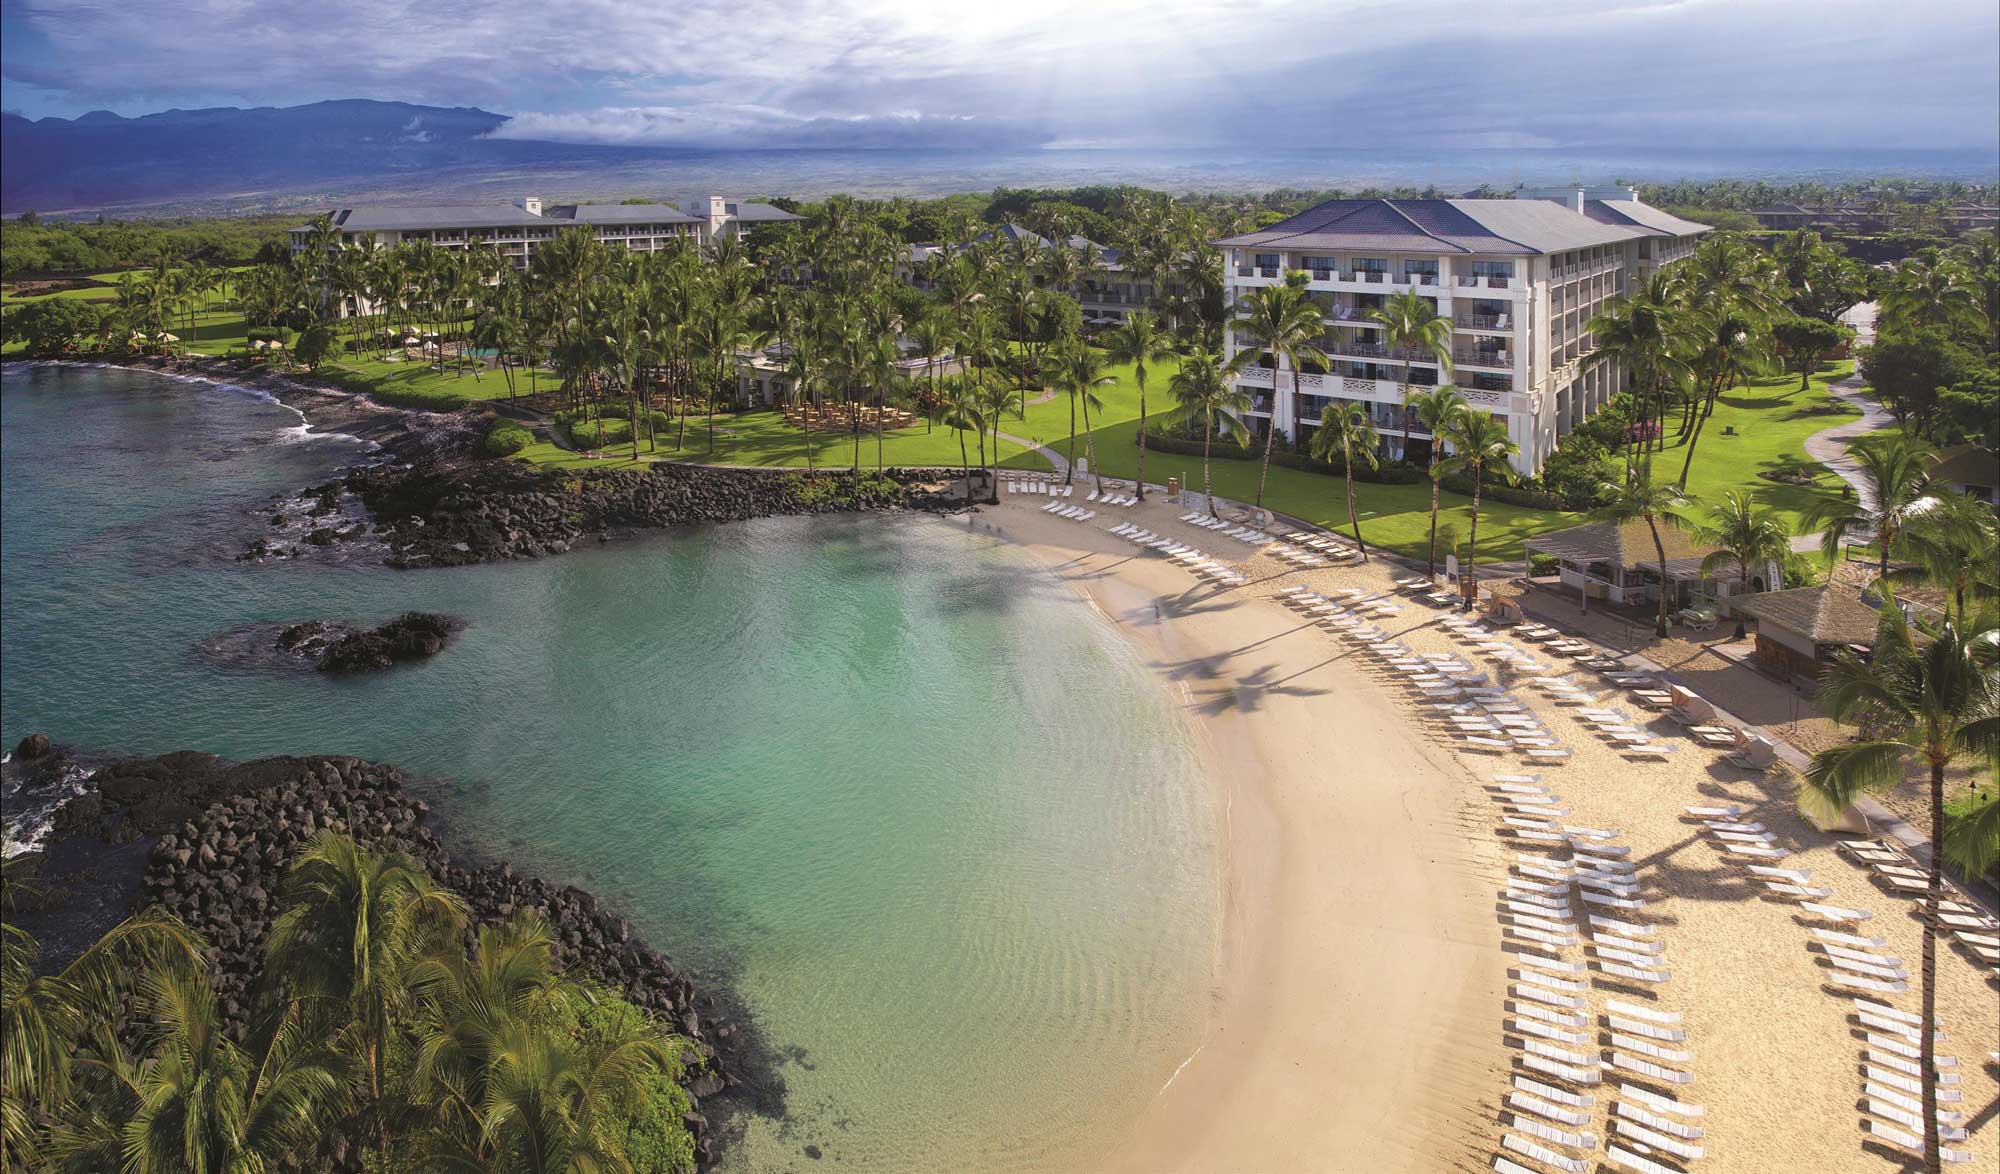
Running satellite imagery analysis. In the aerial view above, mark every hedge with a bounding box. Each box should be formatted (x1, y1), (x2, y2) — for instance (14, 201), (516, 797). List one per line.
(567, 417), (633, 449)
(483, 421), (533, 457)
(1139, 429), (1424, 484)
(1434, 469), (1570, 511)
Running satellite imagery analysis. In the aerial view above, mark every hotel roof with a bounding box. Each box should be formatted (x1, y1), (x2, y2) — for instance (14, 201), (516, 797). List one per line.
(1735, 586), (1881, 646)
(1215, 198), (1707, 255)
(302, 203), (700, 233)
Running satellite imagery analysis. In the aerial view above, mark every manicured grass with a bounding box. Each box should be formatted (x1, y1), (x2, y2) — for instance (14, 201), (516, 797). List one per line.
(1639, 360), (1867, 533)
(517, 408), (1049, 472)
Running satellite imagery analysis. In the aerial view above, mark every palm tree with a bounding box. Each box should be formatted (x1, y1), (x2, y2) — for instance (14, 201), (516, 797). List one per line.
(1309, 401), (1380, 560)
(977, 376), (1015, 502)
(1885, 489), (2000, 623)
(474, 1014), (675, 1173)
(1800, 605), (2000, 1174)
(1435, 411), (1520, 608)
(782, 337), (821, 471)
(1801, 432), (1936, 579)
(1676, 309), (1770, 489)
(1054, 343), (1116, 494)
(1102, 311), (1174, 501)
(264, 831), (466, 1166)
(1229, 270), (1324, 509)
(1591, 472), (1694, 637)
(1879, 249), (1981, 336)
(1367, 287), (1454, 378)
(1689, 491), (1792, 636)
(939, 375), (987, 503)
(1585, 275), (1694, 474)
(1163, 347), (1248, 517)
(1405, 384), (1469, 580)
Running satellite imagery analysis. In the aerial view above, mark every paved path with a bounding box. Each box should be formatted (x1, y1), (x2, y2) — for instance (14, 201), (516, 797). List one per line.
(1790, 303), (1893, 550)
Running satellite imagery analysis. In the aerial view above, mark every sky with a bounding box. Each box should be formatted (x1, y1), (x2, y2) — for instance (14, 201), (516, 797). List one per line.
(2, 0), (1996, 151)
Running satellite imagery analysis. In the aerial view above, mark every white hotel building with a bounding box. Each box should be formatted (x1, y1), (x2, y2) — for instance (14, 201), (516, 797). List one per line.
(288, 196), (800, 314)
(1215, 186), (1707, 474)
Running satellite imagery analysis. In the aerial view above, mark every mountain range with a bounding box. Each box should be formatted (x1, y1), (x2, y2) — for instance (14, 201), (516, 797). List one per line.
(0, 100), (659, 214)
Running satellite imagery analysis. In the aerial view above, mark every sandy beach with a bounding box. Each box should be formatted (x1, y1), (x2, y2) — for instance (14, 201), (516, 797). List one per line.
(970, 482), (1999, 1173)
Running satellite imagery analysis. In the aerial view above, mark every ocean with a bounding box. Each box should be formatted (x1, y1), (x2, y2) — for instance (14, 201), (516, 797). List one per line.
(0, 362), (1222, 1171)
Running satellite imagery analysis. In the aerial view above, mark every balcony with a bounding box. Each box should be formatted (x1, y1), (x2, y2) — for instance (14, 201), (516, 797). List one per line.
(1236, 265), (1281, 279)
(1452, 347), (1513, 369)
(1235, 365), (1277, 388)
(1455, 313), (1510, 331)
(1404, 271), (1441, 287)
(1456, 275), (1513, 289)
(1347, 270), (1390, 284)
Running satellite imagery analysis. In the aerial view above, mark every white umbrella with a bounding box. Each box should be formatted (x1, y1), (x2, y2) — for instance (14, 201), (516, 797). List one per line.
(403, 336), (420, 346)
(158, 332), (179, 342)
(252, 339), (268, 350)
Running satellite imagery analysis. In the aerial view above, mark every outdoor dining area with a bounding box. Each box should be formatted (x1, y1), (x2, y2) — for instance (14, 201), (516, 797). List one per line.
(782, 401), (920, 433)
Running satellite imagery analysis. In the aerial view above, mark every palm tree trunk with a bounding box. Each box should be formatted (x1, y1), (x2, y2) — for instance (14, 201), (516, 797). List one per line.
(1066, 391), (1077, 484)
(1254, 362), (1289, 509)
(1135, 371), (1149, 501)
(1919, 757), (1943, 1173)
(1082, 391), (1102, 494)
(958, 427), (970, 504)
(1203, 417), (1216, 517)
(1344, 462), (1366, 561)
(1464, 476), (1483, 608)
(1425, 452), (1442, 580)
(1648, 512), (1672, 637)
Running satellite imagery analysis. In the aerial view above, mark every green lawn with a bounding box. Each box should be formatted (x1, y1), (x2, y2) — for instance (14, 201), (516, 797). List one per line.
(1638, 360), (1867, 533)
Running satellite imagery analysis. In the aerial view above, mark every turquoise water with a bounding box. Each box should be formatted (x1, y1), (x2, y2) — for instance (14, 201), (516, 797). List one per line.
(0, 364), (1222, 1170)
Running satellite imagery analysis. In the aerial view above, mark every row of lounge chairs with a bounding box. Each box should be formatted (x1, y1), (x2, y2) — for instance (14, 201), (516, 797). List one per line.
(1180, 513), (1274, 545)
(1040, 503), (1095, 523)
(1489, 775), (1703, 1174)
(1685, 807), (1978, 1163)
(1838, 839), (2000, 969)
(1008, 480), (1073, 498)
(1108, 524), (1246, 586)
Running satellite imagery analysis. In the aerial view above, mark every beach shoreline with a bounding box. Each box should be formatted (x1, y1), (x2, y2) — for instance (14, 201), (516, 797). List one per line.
(954, 496), (1508, 1173)
(963, 484), (2000, 1173)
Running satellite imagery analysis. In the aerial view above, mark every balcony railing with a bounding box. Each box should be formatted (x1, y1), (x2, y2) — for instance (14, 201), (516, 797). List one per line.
(1348, 270), (1389, 284)
(1453, 347), (1513, 369)
(1236, 265), (1281, 278)
(1404, 271), (1441, 286)
(1457, 275), (1513, 289)
(1455, 313), (1509, 330)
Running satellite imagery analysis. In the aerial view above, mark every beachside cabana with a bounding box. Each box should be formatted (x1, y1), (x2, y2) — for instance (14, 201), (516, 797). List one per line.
(1522, 520), (1737, 613)
(1732, 585), (1879, 681)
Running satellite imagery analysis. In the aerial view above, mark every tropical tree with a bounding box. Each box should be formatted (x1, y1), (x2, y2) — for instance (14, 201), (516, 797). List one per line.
(1308, 401), (1380, 560)
(1435, 410), (1520, 607)
(977, 375), (1016, 503)
(1102, 310), (1175, 500)
(1163, 346), (1249, 517)
(1405, 384), (1469, 580)
(1801, 432), (1936, 579)
(938, 375), (987, 502)
(263, 831), (467, 1166)
(1367, 287), (1454, 375)
(1879, 249), (1981, 338)
(1585, 274), (1694, 473)
(1885, 489), (2000, 623)
(1800, 605), (2000, 1174)
(1689, 491), (1792, 636)
(1054, 343), (1116, 493)
(1591, 472), (1693, 637)
(1229, 270), (1325, 509)
(1676, 309), (1771, 489)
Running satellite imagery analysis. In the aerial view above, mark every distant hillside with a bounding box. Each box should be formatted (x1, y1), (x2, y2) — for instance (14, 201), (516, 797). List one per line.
(0, 100), (616, 213)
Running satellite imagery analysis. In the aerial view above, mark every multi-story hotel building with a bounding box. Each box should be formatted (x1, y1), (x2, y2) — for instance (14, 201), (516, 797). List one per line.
(1214, 186), (1707, 474)
(288, 195), (800, 314)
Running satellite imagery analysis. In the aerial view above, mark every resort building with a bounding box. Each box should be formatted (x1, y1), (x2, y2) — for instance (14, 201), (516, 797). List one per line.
(1214, 186), (1709, 474)
(1928, 443), (1999, 505)
(904, 223), (1175, 329)
(288, 196), (801, 315)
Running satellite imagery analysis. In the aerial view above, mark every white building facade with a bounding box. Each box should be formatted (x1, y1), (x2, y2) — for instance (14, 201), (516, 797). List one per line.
(1215, 187), (1706, 475)
(289, 196), (801, 315)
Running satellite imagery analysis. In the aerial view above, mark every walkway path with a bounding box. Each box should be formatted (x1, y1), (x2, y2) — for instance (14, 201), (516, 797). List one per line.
(1790, 303), (1893, 550)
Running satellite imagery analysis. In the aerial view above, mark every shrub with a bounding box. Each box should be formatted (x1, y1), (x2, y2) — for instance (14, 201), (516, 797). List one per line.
(484, 420), (533, 457)
(294, 324), (333, 369)
(1139, 427), (1423, 483)
(568, 417), (634, 449)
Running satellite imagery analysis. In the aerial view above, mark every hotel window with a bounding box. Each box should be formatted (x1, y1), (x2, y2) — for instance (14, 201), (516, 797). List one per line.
(1254, 253), (1280, 273)
(1305, 255), (1337, 280)
(1403, 260), (1439, 284)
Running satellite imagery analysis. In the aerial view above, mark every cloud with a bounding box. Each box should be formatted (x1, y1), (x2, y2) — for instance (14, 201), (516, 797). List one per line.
(2, 0), (1995, 149)
(489, 107), (1053, 151)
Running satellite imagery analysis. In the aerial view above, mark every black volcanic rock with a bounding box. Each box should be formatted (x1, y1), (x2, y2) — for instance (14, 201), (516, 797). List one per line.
(314, 612), (456, 672)
(346, 460), (960, 569)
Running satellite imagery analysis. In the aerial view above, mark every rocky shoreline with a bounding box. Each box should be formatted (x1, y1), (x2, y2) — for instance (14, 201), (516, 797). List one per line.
(12, 738), (758, 1169)
(348, 459), (967, 567)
